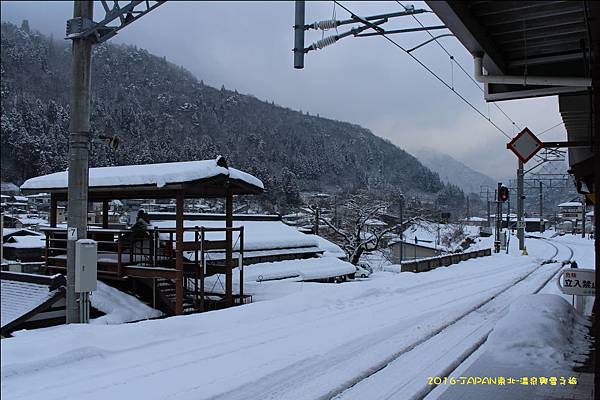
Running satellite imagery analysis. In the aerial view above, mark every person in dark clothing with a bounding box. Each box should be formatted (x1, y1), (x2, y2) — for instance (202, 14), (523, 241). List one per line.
(131, 209), (151, 239)
(571, 260), (578, 269)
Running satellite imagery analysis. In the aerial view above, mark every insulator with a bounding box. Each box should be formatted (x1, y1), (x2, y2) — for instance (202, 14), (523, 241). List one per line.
(312, 19), (338, 30)
(312, 35), (337, 50)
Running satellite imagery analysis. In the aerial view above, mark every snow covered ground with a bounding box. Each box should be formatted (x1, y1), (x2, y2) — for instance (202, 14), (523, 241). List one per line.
(1, 233), (594, 400)
(90, 281), (164, 325)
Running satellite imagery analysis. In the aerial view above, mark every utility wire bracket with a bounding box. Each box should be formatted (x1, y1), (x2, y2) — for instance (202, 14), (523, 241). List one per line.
(66, 0), (165, 43)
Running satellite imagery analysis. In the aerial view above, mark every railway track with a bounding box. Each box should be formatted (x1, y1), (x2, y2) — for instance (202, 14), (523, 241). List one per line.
(334, 238), (574, 400)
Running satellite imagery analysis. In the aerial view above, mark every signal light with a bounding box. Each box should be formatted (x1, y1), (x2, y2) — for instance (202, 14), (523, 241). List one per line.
(499, 186), (509, 202)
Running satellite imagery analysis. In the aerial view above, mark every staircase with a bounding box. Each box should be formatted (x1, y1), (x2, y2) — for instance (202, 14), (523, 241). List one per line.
(143, 278), (197, 315)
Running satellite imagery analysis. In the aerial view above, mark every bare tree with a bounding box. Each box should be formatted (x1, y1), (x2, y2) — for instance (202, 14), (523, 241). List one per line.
(308, 193), (408, 265)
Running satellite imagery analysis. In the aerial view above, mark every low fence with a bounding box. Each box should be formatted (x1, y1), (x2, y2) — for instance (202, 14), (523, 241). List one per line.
(400, 248), (492, 273)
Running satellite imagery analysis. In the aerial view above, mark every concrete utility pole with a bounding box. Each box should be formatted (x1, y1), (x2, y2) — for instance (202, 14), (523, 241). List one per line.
(66, 1), (94, 323)
(63, 0), (164, 323)
(516, 161), (525, 250)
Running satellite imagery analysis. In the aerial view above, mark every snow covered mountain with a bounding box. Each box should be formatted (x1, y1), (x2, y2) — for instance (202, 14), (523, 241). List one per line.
(0, 21), (446, 209)
(414, 148), (496, 194)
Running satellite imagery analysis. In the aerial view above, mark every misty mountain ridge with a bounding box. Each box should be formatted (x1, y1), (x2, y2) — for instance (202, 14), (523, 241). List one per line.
(413, 148), (496, 194)
(0, 21), (465, 211)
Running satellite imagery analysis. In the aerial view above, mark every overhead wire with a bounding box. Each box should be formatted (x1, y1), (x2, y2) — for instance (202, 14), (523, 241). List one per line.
(332, 1), (513, 139)
(394, 0), (523, 131)
(537, 121), (565, 137)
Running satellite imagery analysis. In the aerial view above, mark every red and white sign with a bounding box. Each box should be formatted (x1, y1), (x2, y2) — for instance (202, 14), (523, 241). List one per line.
(506, 127), (544, 163)
(556, 268), (595, 296)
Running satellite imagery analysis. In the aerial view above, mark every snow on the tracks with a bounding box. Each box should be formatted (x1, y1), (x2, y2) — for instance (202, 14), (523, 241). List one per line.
(1, 233), (593, 400)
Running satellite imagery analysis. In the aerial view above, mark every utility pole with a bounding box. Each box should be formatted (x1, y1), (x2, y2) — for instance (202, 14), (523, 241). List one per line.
(539, 181), (544, 233)
(314, 205), (320, 235)
(66, 1), (94, 323)
(486, 192), (491, 228)
(494, 183), (501, 253)
(399, 194), (404, 262)
(517, 161), (525, 250)
(63, 0), (164, 323)
(293, 1), (305, 69)
(581, 195), (586, 238)
(466, 195), (470, 221)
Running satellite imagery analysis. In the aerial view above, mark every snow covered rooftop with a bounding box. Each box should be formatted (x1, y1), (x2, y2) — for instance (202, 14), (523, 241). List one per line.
(306, 234), (346, 259)
(463, 216), (487, 222)
(152, 219), (320, 252)
(558, 201), (582, 207)
(20, 157), (264, 193)
(206, 257), (356, 285)
(4, 235), (45, 249)
(1, 272), (65, 329)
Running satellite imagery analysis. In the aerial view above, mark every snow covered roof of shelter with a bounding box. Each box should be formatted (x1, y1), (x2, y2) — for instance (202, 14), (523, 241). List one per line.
(20, 157), (263, 193)
(12, 196), (28, 202)
(1, 272), (65, 329)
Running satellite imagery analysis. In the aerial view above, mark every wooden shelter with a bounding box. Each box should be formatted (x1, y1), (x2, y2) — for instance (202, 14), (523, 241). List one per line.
(20, 157), (264, 315)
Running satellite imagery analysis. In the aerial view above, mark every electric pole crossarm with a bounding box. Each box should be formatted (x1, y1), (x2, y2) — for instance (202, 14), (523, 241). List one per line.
(355, 25), (447, 38)
(304, 18), (388, 53)
(66, 0), (166, 43)
(306, 8), (430, 31)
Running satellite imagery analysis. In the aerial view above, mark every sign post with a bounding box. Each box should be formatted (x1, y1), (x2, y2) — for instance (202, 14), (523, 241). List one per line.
(506, 127), (544, 163)
(556, 268), (595, 315)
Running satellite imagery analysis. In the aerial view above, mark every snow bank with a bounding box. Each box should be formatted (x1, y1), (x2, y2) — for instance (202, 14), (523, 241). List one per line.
(486, 294), (590, 369)
(20, 158), (263, 191)
(91, 281), (163, 324)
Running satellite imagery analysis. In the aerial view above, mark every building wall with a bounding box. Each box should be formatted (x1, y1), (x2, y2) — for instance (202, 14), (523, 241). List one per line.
(390, 242), (439, 263)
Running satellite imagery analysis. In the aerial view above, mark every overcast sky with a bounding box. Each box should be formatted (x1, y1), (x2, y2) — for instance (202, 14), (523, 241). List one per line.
(1, 1), (567, 180)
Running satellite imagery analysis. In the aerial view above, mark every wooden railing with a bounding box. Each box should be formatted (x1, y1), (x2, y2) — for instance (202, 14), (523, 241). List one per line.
(41, 226), (244, 278)
(399, 248), (492, 273)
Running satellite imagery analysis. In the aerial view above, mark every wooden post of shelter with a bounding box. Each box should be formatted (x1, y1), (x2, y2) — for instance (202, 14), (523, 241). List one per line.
(225, 186), (233, 306)
(239, 225), (244, 303)
(50, 194), (58, 228)
(102, 200), (109, 228)
(175, 191), (184, 315)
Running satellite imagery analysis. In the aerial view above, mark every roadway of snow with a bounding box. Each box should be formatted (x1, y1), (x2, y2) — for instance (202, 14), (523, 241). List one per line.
(0, 234), (590, 400)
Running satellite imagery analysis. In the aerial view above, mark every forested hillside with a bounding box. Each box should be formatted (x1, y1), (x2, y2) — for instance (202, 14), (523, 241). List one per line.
(0, 21), (451, 209)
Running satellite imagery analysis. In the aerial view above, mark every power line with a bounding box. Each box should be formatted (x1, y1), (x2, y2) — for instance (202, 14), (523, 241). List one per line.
(537, 121), (565, 136)
(333, 1), (512, 139)
(395, 1), (525, 132)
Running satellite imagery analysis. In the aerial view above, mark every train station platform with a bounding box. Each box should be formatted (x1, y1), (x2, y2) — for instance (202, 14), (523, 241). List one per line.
(436, 360), (594, 400)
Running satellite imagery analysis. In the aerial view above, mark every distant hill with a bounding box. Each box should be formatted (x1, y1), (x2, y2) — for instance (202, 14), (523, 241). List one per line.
(414, 148), (496, 194)
(0, 21), (447, 209)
